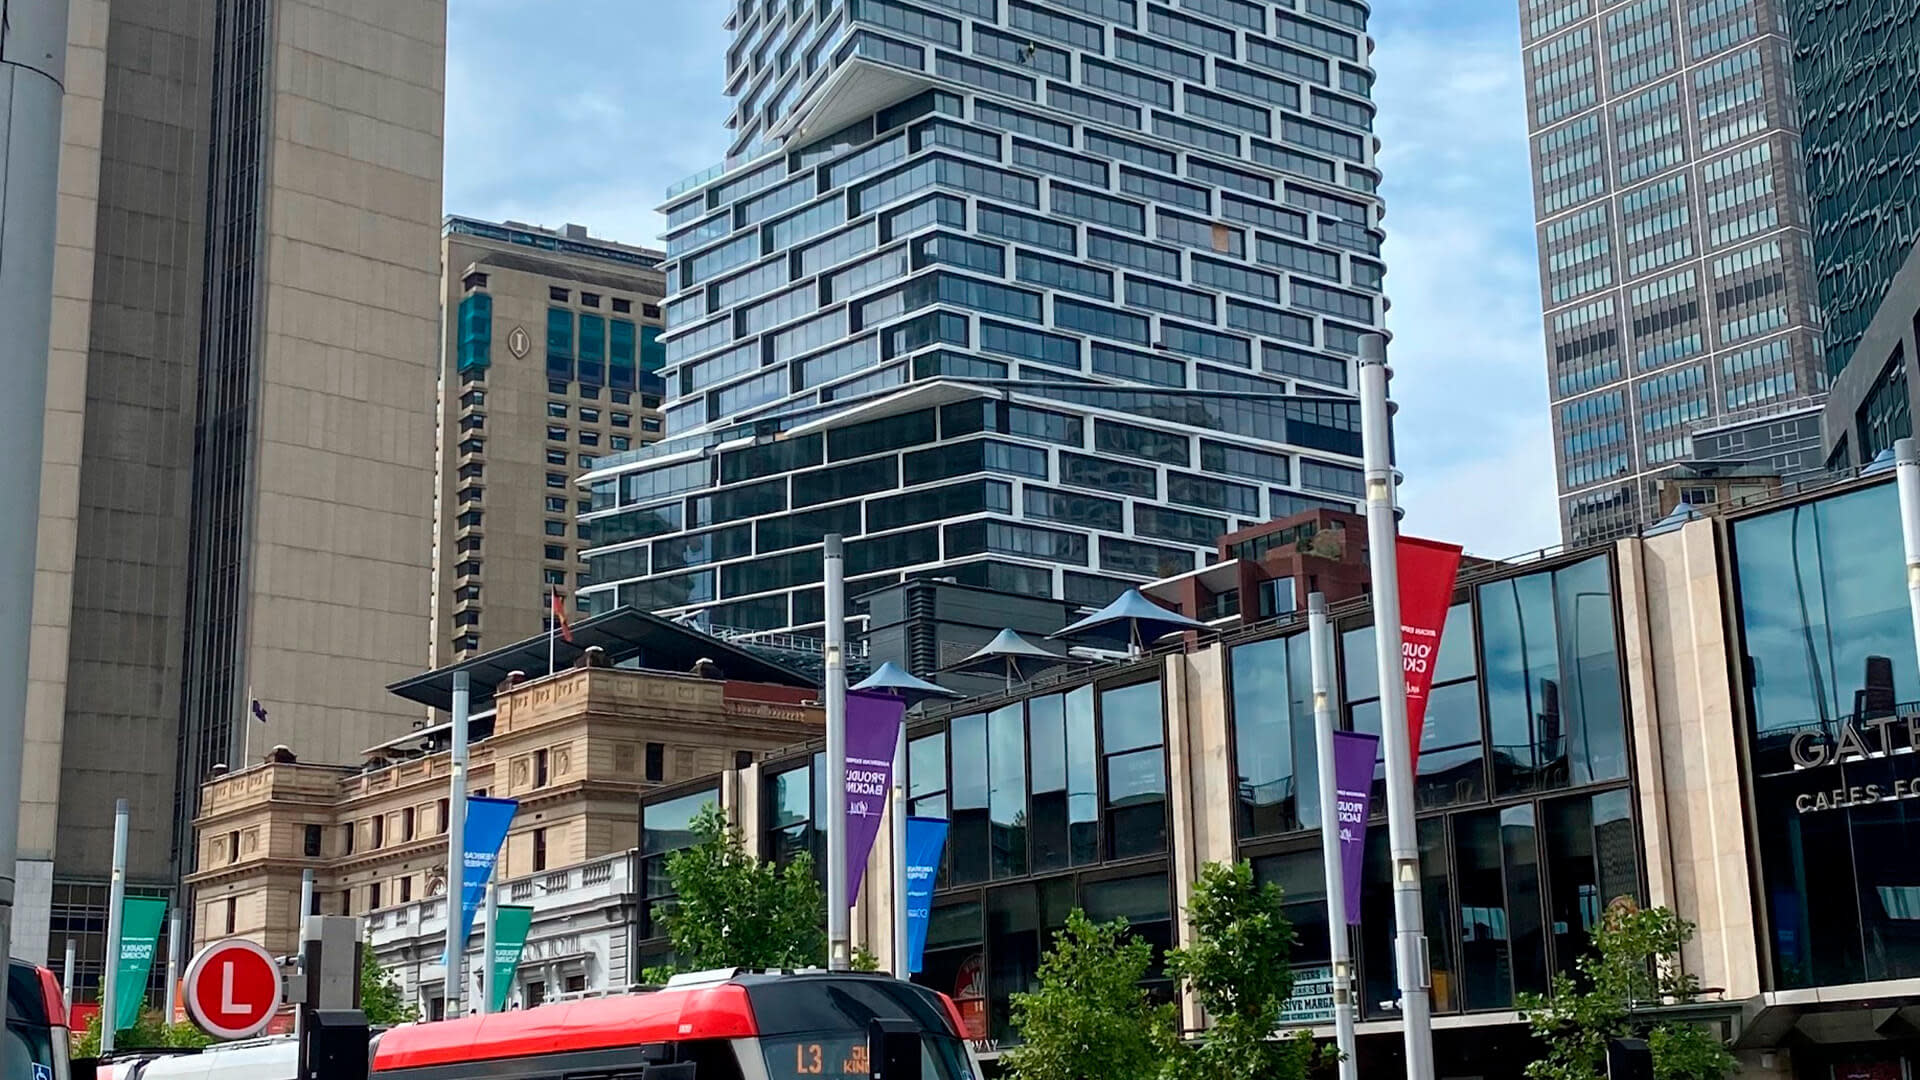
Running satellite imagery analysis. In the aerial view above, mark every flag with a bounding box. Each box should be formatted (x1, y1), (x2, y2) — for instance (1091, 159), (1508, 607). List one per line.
(550, 586), (573, 643)
(247, 686), (268, 724)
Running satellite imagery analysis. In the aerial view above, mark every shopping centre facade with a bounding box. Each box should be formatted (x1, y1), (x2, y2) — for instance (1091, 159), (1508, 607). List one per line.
(190, 467), (1920, 1078)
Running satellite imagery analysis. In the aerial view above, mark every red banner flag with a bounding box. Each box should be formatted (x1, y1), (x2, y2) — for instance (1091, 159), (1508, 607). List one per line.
(1398, 536), (1464, 773)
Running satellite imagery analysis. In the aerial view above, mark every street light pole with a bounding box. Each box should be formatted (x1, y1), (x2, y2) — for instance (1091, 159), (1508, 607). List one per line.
(1357, 333), (1435, 1080)
(824, 536), (850, 971)
(446, 670), (470, 1015)
(1308, 593), (1358, 1080)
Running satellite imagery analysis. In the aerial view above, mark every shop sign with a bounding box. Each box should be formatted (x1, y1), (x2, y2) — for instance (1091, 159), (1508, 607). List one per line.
(1784, 711), (1920, 813)
(1276, 965), (1335, 1027)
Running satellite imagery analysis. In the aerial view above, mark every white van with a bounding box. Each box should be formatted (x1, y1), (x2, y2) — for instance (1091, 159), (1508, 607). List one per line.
(98, 1036), (298, 1080)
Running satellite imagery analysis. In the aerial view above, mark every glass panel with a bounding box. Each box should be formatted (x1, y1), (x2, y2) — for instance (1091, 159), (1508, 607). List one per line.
(1455, 809), (1512, 1010)
(1229, 634), (1320, 838)
(1028, 695), (1069, 872)
(909, 732), (947, 799)
(1253, 851), (1329, 966)
(987, 886), (1039, 1046)
(1421, 817), (1458, 1013)
(914, 900), (983, 1012)
(1556, 557), (1629, 785)
(1066, 685), (1100, 865)
(989, 704), (1028, 879)
(950, 714), (989, 884)
(1544, 793), (1598, 977)
(1105, 748), (1167, 859)
(1481, 571), (1568, 797)
(1501, 804), (1549, 997)
(1102, 681), (1164, 753)
(1418, 680), (1486, 809)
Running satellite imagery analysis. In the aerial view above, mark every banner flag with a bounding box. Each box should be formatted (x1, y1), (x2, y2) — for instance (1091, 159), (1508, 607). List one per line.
(1397, 536), (1464, 773)
(452, 796), (519, 962)
(114, 896), (169, 1032)
(489, 905), (534, 1012)
(1331, 731), (1379, 925)
(904, 817), (950, 974)
(844, 691), (905, 899)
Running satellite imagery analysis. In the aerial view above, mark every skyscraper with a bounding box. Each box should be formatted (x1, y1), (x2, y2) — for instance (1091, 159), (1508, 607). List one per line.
(18, 0), (444, 982)
(1519, 0), (1829, 542)
(1783, 0), (1920, 467)
(583, 0), (1387, 636)
(435, 217), (669, 667)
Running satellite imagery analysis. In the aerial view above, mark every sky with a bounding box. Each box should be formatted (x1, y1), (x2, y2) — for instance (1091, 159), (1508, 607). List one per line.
(443, 0), (1559, 558)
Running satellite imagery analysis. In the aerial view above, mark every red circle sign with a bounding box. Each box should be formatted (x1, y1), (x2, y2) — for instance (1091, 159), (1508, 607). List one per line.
(184, 938), (283, 1040)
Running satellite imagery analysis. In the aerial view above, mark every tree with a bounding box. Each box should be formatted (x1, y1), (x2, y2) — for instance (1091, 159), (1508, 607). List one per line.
(643, 804), (827, 980)
(360, 939), (419, 1026)
(1517, 905), (1736, 1080)
(73, 1008), (213, 1057)
(1161, 860), (1326, 1080)
(1003, 911), (1176, 1080)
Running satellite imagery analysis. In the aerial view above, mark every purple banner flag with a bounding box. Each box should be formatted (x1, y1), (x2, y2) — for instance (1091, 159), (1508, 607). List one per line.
(845, 690), (905, 899)
(1331, 731), (1379, 925)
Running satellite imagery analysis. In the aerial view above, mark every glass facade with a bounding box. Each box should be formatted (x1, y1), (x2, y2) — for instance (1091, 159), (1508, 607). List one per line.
(1229, 551), (1639, 1017)
(1784, 0), (1920, 379)
(1730, 479), (1920, 989)
(1519, 0), (1828, 543)
(593, 0), (1384, 635)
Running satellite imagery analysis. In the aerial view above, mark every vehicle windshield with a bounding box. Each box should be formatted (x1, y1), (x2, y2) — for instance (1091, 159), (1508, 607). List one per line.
(759, 1033), (973, 1080)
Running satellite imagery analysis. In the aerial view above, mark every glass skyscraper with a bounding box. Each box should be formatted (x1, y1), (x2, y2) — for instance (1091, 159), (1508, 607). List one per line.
(1518, 0), (1829, 543)
(579, 0), (1387, 636)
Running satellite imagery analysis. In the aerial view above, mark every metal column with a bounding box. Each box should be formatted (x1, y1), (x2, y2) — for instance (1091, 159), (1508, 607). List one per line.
(890, 723), (908, 975)
(824, 536), (850, 970)
(100, 799), (128, 1053)
(0, 0), (72, 970)
(1308, 594), (1358, 1080)
(481, 883), (498, 1013)
(1357, 333), (1435, 1080)
(446, 670), (471, 1014)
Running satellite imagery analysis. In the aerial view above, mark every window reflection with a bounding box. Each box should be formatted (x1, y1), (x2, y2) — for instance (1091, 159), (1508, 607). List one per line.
(1345, 604), (1485, 810)
(1230, 633), (1321, 837)
(989, 704), (1029, 879)
(950, 714), (989, 885)
(1101, 683), (1168, 859)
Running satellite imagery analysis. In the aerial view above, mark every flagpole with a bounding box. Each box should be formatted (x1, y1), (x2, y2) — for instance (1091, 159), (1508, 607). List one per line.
(548, 587), (557, 677)
(242, 686), (253, 768)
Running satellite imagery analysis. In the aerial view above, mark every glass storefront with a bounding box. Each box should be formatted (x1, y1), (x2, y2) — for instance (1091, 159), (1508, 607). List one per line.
(1731, 480), (1920, 989)
(1229, 552), (1639, 1019)
(902, 673), (1170, 1049)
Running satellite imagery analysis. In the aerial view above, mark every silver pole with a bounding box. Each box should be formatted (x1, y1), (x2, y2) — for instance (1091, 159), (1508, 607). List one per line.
(0, 0), (72, 974)
(1357, 333), (1434, 1080)
(481, 883), (498, 1013)
(294, 869), (312, 1043)
(1895, 439), (1920, 680)
(100, 798), (129, 1054)
(61, 939), (74, 1016)
(824, 535), (850, 970)
(1308, 594), (1358, 1080)
(446, 670), (471, 1014)
(162, 910), (180, 1026)
(891, 721), (908, 976)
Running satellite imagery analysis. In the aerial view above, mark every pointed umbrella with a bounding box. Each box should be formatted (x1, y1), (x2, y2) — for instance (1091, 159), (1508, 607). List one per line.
(1050, 588), (1214, 657)
(941, 628), (1090, 689)
(851, 661), (962, 707)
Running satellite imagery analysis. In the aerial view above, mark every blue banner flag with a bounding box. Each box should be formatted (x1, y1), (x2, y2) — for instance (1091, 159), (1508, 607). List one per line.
(904, 817), (950, 974)
(453, 796), (518, 961)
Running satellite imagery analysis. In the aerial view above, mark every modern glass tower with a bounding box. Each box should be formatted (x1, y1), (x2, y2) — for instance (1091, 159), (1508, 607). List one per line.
(580, 0), (1387, 636)
(1518, 0), (1830, 543)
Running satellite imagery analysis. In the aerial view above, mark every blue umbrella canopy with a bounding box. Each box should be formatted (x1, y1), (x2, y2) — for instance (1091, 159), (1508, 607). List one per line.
(1050, 588), (1214, 651)
(851, 661), (961, 705)
(941, 628), (1089, 685)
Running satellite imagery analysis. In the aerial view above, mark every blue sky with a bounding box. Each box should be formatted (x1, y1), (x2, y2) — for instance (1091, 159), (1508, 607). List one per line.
(444, 0), (1559, 557)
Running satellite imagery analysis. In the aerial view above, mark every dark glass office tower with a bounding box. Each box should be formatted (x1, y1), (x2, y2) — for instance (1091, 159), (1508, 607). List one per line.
(582, 0), (1388, 636)
(1784, 0), (1920, 466)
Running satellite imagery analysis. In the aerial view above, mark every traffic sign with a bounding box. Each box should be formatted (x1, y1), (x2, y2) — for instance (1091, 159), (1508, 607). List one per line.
(183, 938), (283, 1040)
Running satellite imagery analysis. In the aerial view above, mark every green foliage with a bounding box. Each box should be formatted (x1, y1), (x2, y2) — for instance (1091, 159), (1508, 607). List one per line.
(1161, 861), (1327, 1080)
(644, 804), (827, 979)
(1517, 906), (1736, 1080)
(74, 1008), (214, 1057)
(1003, 911), (1177, 1080)
(361, 940), (420, 1026)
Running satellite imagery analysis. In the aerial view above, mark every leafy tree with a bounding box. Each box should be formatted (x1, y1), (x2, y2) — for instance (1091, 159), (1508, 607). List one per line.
(360, 939), (419, 1025)
(1517, 905), (1736, 1080)
(1003, 911), (1177, 1080)
(1161, 861), (1326, 1080)
(74, 1008), (214, 1057)
(643, 804), (827, 980)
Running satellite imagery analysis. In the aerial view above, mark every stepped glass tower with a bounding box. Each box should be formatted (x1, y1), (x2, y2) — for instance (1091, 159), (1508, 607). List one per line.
(580, 0), (1390, 638)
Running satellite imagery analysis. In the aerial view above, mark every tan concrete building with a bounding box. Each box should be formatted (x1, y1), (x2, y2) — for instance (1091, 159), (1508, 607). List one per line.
(18, 0), (446, 994)
(186, 660), (821, 961)
(434, 218), (668, 669)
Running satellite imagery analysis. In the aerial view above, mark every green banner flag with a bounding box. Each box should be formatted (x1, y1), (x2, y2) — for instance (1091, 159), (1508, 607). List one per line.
(490, 906), (534, 1013)
(114, 897), (169, 1032)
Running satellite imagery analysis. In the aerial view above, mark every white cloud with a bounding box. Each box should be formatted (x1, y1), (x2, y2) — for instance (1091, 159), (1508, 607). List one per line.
(1367, 5), (1562, 557)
